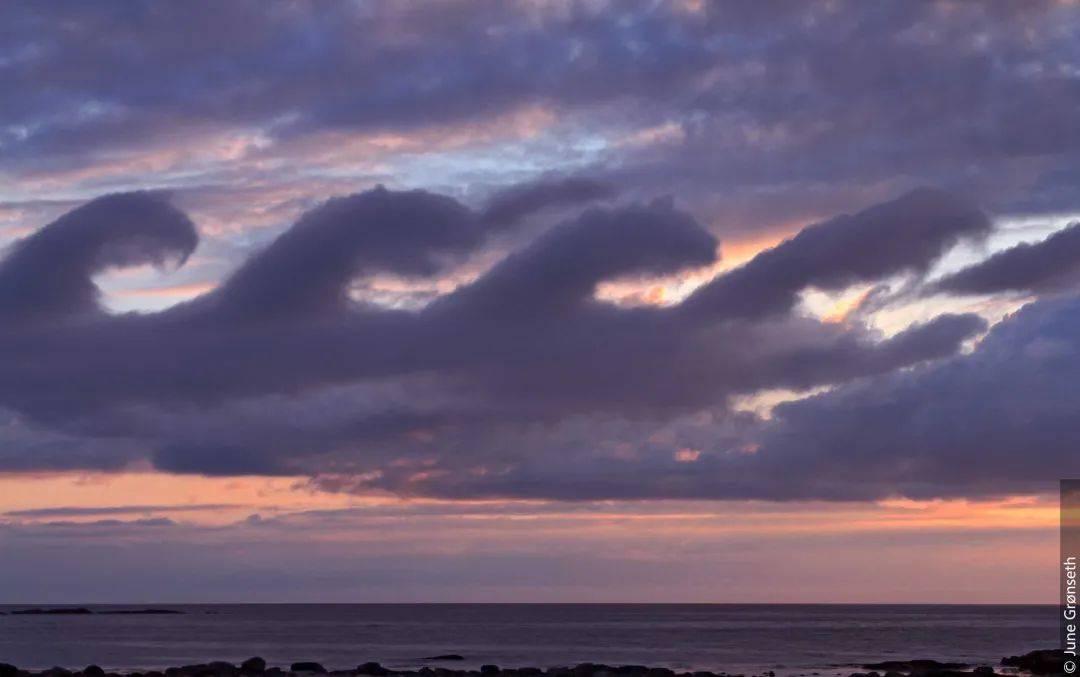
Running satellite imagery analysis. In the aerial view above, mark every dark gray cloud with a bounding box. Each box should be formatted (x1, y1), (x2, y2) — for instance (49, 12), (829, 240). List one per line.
(746, 291), (1080, 499)
(480, 177), (617, 227)
(0, 185), (997, 500)
(683, 188), (990, 320)
(210, 186), (479, 318)
(0, 192), (196, 320)
(2, 1), (1079, 236)
(936, 221), (1080, 295)
(352, 293), (1077, 503)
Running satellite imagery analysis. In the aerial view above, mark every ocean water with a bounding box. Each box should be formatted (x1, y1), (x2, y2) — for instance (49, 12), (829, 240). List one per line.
(0, 604), (1057, 675)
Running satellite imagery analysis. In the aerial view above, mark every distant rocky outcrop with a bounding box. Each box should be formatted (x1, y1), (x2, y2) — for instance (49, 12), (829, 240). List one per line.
(1001, 649), (1065, 675)
(100, 610), (184, 615)
(10, 608), (183, 616)
(854, 658), (980, 677)
(0, 650), (1065, 677)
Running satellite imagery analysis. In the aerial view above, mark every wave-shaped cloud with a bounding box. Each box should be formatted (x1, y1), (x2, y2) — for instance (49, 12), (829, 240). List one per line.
(0, 183), (1028, 502)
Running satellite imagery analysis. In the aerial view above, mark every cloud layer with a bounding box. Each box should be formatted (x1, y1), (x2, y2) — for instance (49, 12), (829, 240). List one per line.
(2, 1), (1079, 506)
(3, 182), (1070, 501)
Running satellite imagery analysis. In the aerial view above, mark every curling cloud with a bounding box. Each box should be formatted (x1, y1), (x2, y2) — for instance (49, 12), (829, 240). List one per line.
(936, 221), (1080, 296)
(0, 183), (1027, 503)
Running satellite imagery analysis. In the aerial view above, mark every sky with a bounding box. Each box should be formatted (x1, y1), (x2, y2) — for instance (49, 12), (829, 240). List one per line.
(0, 0), (1078, 603)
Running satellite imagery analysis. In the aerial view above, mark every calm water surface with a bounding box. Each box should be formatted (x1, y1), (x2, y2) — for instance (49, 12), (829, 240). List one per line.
(0, 604), (1057, 675)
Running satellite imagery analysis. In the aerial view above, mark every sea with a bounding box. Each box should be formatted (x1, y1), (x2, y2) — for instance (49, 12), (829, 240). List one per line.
(0, 604), (1058, 676)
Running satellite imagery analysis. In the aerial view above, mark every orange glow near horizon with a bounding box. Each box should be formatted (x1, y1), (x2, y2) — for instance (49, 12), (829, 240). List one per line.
(0, 470), (1058, 534)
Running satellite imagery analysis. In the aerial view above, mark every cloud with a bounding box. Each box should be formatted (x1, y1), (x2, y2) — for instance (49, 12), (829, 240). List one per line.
(4, 504), (241, 518)
(0, 497), (1056, 603)
(744, 292), (1080, 499)
(480, 177), (617, 227)
(0, 185), (1002, 502)
(682, 188), (990, 320)
(2, 0), (1079, 240)
(936, 221), (1080, 295)
(348, 294), (1075, 503)
(209, 185), (479, 318)
(0, 192), (197, 320)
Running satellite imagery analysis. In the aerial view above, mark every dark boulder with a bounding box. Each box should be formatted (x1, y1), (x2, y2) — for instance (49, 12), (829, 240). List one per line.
(356, 663), (389, 676)
(0, 663), (17, 677)
(291, 664), (327, 675)
(1001, 649), (1064, 675)
(861, 661), (966, 676)
(481, 667), (500, 676)
(242, 659), (267, 674)
(84, 666), (106, 677)
(972, 668), (994, 677)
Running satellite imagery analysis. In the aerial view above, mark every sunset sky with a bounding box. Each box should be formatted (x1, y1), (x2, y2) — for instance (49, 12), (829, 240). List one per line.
(1, 1), (1078, 603)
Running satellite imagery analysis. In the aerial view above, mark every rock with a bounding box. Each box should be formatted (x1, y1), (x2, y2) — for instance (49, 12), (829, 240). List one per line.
(1001, 650), (1064, 675)
(0, 663), (17, 677)
(241, 659), (267, 674)
(861, 661), (967, 676)
(291, 664), (327, 675)
(972, 668), (994, 677)
(84, 666), (106, 677)
(45, 667), (73, 677)
(356, 664), (389, 676)
(481, 667), (500, 676)
(99, 609), (184, 615)
(425, 657), (465, 662)
(207, 662), (237, 675)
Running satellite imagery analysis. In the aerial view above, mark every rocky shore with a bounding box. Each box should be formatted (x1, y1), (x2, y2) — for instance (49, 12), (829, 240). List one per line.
(0, 649), (1066, 677)
(2, 609), (183, 616)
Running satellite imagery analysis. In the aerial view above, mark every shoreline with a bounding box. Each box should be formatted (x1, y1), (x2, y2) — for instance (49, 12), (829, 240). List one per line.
(0, 650), (1065, 677)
